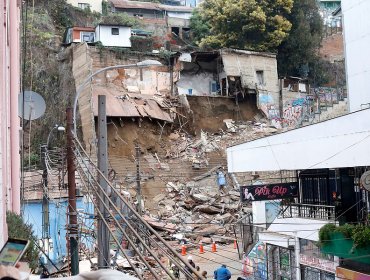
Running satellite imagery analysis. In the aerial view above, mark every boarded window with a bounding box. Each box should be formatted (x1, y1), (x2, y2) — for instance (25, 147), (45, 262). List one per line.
(111, 28), (119, 35)
(256, 70), (264, 85)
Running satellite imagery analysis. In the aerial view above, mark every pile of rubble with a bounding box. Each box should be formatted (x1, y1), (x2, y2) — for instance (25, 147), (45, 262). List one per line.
(164, 118), (280, 169)
(143, 179), (251, 248)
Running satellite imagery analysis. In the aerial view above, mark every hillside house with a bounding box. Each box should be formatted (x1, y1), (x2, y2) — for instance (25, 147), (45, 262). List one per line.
(163, 4), (193, 39)
(95, 24), (131, 47)
(177, 49), (280, 120)
(108, 0), (193, 39)
(66, 0), (103, 13)
(64, 26), (95, 44)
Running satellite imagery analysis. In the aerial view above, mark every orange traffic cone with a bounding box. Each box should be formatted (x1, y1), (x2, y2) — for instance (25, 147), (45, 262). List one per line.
(181, 244), (187, 256)
(234, 240), (237, 250)
(199, 243), (205, 254)
(211, 242), (217, 252)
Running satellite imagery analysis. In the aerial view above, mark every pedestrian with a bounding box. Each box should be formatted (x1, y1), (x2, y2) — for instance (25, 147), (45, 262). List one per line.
(216, 168), (226, 193)
(214, 264), (231, 280)
(201, 270), (208, 279)
(185, 255), (196, 280)
(170, 264), (180, 279)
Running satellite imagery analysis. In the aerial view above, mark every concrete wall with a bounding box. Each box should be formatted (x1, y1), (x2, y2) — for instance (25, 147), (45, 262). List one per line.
(95, 25), (131, 47)
(72, 43), (97, 160)
(342, 0), (370, 112)
(66, 0), (102, 13)
(221, 51), (280, 119)
(89, 46), (179, 96)
(168, 17), (191, 28)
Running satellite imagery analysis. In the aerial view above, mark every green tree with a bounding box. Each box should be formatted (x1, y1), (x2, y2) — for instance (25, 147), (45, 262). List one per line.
(277, 0), (324, 83)
(6, 211), (39, 271)
(191, 0), (293, 51)
(189, 9), (211, 46)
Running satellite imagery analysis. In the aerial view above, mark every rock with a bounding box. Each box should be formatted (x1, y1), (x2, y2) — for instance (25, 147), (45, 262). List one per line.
(153, 194), (166, 203)
(169, 132), (180, 140)
(191, 194), (210, 203)
(194, 205), (222, 214)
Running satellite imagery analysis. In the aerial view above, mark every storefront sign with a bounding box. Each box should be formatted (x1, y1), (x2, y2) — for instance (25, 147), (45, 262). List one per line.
(240, 182), (298, 201)
(336, 267), (370, 280)
(299, 254), (336, 273)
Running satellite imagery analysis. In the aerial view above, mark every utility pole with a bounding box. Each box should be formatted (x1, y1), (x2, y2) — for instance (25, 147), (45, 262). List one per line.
(41, 145), (50, 255)
(97, 95), (110, 268)
(135, 144), (142, 215)
(66, 108), (79, 275)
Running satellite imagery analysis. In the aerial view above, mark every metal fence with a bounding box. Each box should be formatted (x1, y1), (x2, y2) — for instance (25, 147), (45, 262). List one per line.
(280, 203), (336, 221)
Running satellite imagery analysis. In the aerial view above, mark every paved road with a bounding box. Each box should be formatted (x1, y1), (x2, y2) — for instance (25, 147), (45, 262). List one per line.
(180, 243), (244, 279)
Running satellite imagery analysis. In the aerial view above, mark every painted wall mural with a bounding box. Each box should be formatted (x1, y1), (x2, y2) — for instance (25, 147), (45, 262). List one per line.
(242, 241), (267, 280)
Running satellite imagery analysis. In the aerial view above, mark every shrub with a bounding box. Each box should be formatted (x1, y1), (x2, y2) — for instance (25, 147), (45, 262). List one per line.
(6, 211), (39, 271)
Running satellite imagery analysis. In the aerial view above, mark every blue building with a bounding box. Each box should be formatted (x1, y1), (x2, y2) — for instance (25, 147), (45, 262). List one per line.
(22, 196), (95, 264)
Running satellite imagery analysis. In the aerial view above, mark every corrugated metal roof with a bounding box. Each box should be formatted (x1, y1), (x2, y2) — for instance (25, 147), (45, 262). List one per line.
(110, 0), (162, 10)
(161, 4), (193, 12)
(92, 86), (173, 122)
(110, 0), (193, 12)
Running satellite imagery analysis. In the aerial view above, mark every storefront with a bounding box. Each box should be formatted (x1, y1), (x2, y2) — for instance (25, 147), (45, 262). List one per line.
(299, 239), (337, 280)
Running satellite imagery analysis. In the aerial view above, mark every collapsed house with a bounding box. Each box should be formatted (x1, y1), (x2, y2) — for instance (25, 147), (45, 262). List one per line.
(177, 49), (280, 118)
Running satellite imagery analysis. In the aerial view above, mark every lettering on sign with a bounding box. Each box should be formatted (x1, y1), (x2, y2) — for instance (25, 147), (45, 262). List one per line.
(240, 182), (298, 202)
(299, 254), (337, 273)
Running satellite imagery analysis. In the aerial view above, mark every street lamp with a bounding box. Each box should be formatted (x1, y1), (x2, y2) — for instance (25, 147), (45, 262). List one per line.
(46, 125), (65, 148)
(72, 60), (163, 135)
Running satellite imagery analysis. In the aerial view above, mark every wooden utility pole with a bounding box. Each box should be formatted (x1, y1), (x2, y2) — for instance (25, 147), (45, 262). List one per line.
(66, 108), (79, 275)
(97, 95), (110, 268)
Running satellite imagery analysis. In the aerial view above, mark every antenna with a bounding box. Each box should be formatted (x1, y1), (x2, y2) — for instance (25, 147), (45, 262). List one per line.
(18, 90), (46, 120)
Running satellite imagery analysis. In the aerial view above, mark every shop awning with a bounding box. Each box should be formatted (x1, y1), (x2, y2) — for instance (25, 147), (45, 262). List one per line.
(227, 108), (370, 172)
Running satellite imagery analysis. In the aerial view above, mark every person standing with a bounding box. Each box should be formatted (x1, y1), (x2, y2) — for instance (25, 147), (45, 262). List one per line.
(214, 264), (231, 280)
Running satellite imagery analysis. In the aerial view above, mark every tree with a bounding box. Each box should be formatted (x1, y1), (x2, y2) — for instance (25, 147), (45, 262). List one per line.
(189, 9), (211, 46)
(191, 0), (293, 51)
(277, 0), (324, 83)
(7, 211), (40, 271)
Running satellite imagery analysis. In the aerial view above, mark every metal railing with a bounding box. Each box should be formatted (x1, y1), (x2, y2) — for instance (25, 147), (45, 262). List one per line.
(280, 203), (336, 221)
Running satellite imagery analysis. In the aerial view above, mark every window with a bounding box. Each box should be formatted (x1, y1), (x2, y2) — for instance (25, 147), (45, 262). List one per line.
(256, 70), (264, 86)
(78, 3), (90, 10)
(81, 32), (95, 43)
(111, 28), (119, 35)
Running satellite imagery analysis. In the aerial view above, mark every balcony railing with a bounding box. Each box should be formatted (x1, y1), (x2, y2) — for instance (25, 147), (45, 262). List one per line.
(280, 203), (336, 221)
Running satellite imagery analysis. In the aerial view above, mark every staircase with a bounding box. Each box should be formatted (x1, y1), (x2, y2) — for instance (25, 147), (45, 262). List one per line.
(298, 96), (348, 127)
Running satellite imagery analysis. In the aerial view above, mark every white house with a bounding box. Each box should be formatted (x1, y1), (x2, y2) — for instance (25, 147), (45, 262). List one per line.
(95, 24), (131, 47)
(66, 0), (103, 13)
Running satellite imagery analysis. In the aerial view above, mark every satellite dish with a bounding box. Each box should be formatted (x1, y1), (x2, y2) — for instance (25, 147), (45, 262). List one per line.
(18, 91), (46, 120)
(360, 171), (370, 192)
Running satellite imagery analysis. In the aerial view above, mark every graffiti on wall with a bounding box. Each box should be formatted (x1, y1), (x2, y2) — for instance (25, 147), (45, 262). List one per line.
(311, 87), (341, 103)
(281, 95), (315, 128)
(259, 93), (281, 127)
(242, 241), (267, 280)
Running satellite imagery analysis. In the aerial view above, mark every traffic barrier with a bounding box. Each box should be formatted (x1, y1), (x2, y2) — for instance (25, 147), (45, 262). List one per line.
(211, 242), (217, 252)
(181, 244), (186, 256)
(199, 243), (205, 254)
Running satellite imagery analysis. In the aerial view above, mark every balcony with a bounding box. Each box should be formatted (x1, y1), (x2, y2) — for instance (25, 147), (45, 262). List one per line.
(280, 203), (336, 221)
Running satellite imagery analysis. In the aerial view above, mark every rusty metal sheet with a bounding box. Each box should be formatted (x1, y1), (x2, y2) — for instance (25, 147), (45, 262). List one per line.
(92, 87), (140, 117)
(92, 86), (173, 122)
